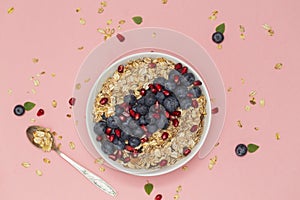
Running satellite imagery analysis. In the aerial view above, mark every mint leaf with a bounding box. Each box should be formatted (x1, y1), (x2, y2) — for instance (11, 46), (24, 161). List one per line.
(216, 23), (225, 33)
(144, 182), (153, 195)
(247, 144), (259, 153)
(132, 16), (143, 25)
(24, 102), (36, 111)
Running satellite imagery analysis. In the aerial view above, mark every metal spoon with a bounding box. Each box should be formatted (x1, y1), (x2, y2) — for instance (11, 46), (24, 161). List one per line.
(26, 125), (117, 197)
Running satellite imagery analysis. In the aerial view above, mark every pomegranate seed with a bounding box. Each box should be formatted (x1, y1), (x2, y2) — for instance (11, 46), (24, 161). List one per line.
(190, 125), (198, 132)
(183, 147), (191, 156)
(117, 65), (124, 73)
(211, 107), (219, 114)
(154, 101), (160, 110)
(123, 157), (130, 163)
(162, 90), (170, 96)
(148, 63), (156, 68)
(172, 111), (181, 117)
(129, 109), (135, 118)
(116, 33), (125, 42)
(109, 154), (117, 161)
(165, 111), (170, 119)
(180, 66), (188, 74)
(153, 113), (160, 119)
(140, 88), (147, 96)
(116, 150), (123, 159)
(187, 92), (194, 98)
(174, 75), (180, 83)
(155, 84), (163, 91)
(193, 80), (202, 86)
(155, 194), (163, 200)
(148, 84), (154, 89)
(151, 88), (158, 94)
(108, 134), (115, 142)
(140, 125), (147, 132)
(68, 97), (76, 106)
(114, 129), (121, 137)
(172, 119), (179, 127)
(134, 112), (141, 120)
(132, 150), (138, 158)
(105, 127), (112, 135)
(141, 137), (148, 143)
(100, 97), (108, 105)
(174, 63), (182, 70)
(96, 135), (103, 141)
(125, 145), (134, 152)
(159, 159), (167, 167)
(37, 109), (44, 117)
(119, 114), (126, 122)
(161, 132), (169, 140)
(192, 100), (198, 108)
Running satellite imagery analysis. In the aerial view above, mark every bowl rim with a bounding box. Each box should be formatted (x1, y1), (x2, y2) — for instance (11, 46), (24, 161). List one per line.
(86, 51), (212, 176)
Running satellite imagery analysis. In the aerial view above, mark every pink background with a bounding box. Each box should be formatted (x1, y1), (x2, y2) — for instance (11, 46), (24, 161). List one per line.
(1, 0), (299, 199)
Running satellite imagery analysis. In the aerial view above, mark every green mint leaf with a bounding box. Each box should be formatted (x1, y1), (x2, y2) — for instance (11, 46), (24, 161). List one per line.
(24, 102), (36, 111)
(216, 23), (225, 33)
(247, 143), (259, 153)
(132, 16), (143, 25)
(144, 182), (153, 195)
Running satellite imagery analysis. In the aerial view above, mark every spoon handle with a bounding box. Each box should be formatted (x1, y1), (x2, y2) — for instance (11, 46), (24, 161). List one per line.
(55, 149), (117, 197)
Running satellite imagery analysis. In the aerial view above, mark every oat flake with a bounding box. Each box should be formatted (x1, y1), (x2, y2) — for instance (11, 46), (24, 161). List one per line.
(276, 132), (280, 140)
(259, 99), (265, 107)
(237, 120), (243, 128)
(69, 141), (75, 150)
(79, 18), (86, 25)
(32, 58), (39, 63)
(8, 7), (14, 14)
(43, 158), (51, 164)
(21, 162), (31, 168)
(274, 63), (283, 70)
(119, 20), (126, 24)
(78, 46), (84, 50)
(106, 19), (112, 25)
(99, 166), (106, 172)
(98, 7), (104, 14)
(35, 169), (43, 176)
(245, 105), (251, 111)
(52, 100), (57, 108)
(8, 89), (12, 95)
(75, 83), (81, 90)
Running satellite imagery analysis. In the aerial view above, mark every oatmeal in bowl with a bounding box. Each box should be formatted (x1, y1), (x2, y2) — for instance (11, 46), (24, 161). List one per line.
(86, 52), (211, 176)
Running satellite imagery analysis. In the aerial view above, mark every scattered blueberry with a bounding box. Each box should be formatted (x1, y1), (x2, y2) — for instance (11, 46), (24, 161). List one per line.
(156, 114), (169, 129)
(174, 85), (188, 99)
(182, 73), (195, 86)
(189, 86), (202, 98)
(164, 81), (177, 91)
(212, 32), (224, 44)
(163, 96), (179, 113)
(94, 121), (107, 135)
(155, 92), (166, 104)
(133, 127), (144, 137)
(128, 136), (141, 147)
(101, 140), (116, 155)
(124, 94), (137, 106)
(144, 93), (156, 107)
(136, 104), (149, 116)
(13, 105), (25, 116)
(137, 96), (145, 105)
(106, 116), (119, 128)
(168, 70), (181, 81)
(138, 116), (148, 125)
(179, 97), (192, 110)
(113, 137), (126, 150)
(235, 144), (248, 156)
(145, 113), (157, 125)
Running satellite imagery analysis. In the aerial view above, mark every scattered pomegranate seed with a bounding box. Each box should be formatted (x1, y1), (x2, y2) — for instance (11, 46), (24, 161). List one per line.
(192, 100), (198, 108)
(151, 87), (158, 94)
(161, 132), (169, 140)
(148, 63), (156, 68)
(105, 127), (112, 135)
(114, 129), (121, 137)
(109, 154), (117, 161)
(141, 137), (148, 143)
(140, 125), (147, 132)
(123, 157), (130, 163)
(174, 75), (180, 83)
(159, 159), (167, 167)
(190, 125), (198, 132)
(174, 63), (182, 70)
(140, 88), (146, 96)
(162, 90), (170, 96)
(129, 109), (135, 118)
(148, 84), (154, 89)
(193, 80), (202, 86)
(37, 109), (44, 117)
(180, 66), (188, 74)
(155, 84), (163, 91)
(172, 119), (179, 127)
(96, 135), (103, 141)
(211, 107), (219, 114)
(132, 151), (139, 158)
(125, 145), (134, 152)
(183, 147), (191, 156)
(117, 65), (124, 73)
(116, 150), (123, 159)
(187, 92), (194, 98)
(108, 134), (115, 142)
(116, 33), (125, 42)
(68, 97), (76, 106)
(119, 114), (126, 122)
(134, 112), (141, 120)
(100, 97), (108, 105)
(172, 111), (181, 117)
(165, 111), (170, 119)
(155, 194), (163, 200)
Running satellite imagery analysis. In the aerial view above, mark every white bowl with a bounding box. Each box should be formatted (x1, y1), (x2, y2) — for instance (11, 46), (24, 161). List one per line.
(86, 52), (211, 176)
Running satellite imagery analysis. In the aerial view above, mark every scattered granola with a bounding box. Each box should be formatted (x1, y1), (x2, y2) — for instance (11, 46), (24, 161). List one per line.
(209, 10), (218, 20)
(21, 162), (31, 168)
(262, 24), (274, 36)
(276, 132), (280, 140)
(237, 120), (243, 128)
(32, 128), (53, 152)
(69, 141), (75, 150)
(7, 7), (15, 14)
(43, 158), (51, 164)
(274, 63), (283, 70)
(35, 169), (43, 176)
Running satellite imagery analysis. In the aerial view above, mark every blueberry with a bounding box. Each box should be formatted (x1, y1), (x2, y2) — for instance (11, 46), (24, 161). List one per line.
(181, 73), (195, 86)
(189, 86), (202, 98)
(120, 132), (130, 141)
(127, 118), (138, 129)
(101, 140), (116, 155)
(106, 116), (119, 128)
(145, 113), (156, 125)
(128, 136), (141, 147)
(153, 77), (167, 86)
(94, 121), (107, 135)
(168, 70), (181, 81)
(163, 96), (179, 113)
(179, 97), (192, 110)
(137, 96), (145, 105)
(174, 85), (188, 99)
(235, 144), (248, 156)
(124, 94), (137, 106)
(138, 116), (148, 125)
(136, 104), (149, 116)
(157, 114), (168, 129)
(164, 81), (177, 91)
(155, 92), (166, 104)
(113, 138), (125, 150)
(147, 124), (158, 133)
(212, 32), (224, 44)
(115, 105), (124, 115)
(13, 105), (25, 116)
(144, 93), (156, 107)
(133, 127), (144, 137)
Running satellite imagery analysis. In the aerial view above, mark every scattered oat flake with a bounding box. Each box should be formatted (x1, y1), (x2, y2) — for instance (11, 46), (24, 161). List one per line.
(100, 1), (107, 7)
(52, 100), (57, 108)
(8, 7), (15, 14)
(119, 20), (126, 24)
(79, 18), (86, 25)
(78, 46), (84, 50)
(30, 118), (36, 123)
(209, 10), (218, 20)
(276, 132), (280, 140)
(8, 89), (12, 95)
(254, 127), (259, 131)
(181, 166), (188, 171)
(176, 185), (182, 193)
(262, 24), (274, 36)
(152, 32), (157, 38)
(217, 44), (222, 49)
(208, 156), (217, 170)
(43, 158), (51, 164)
(75, 83), (81, 90)
(33, 79), (40, 86)
(260, 99), (265, 107)
(35, 169), (43, 176)
(227, 87), (232, 92)
(250, 98), (256, 105)
(106, 19), (112, 25)
(162, 0), (168, 4)
(249, 90), (257, 97)
(51, 73), (56, 77)
(95, 158), (104, 165)
(21, 162), (31, 168)
(52, 131), (57, 136)
(173, 193), (180, 200)
(84, 78), (91, 83)
(32, 58), (39, 63)
(274, 63), (283, 70)
(237, 120), (243, 128)
(214, 142), (220, 147)
(240, 33), (246, 40)
(57, 143), (62, 150)
(241, 78), (245, 84)
(98, 7), (104, 14)
(69, 141), (75, 150)
(76, 8), (81, 12)
(31, 88), (36, 94)
(239, 25), (245, 33)
(57, 135), (63, 140)
(66, 114), (72, 118)
(99, 166), (106, 172)
(245, 105), (251, 111)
